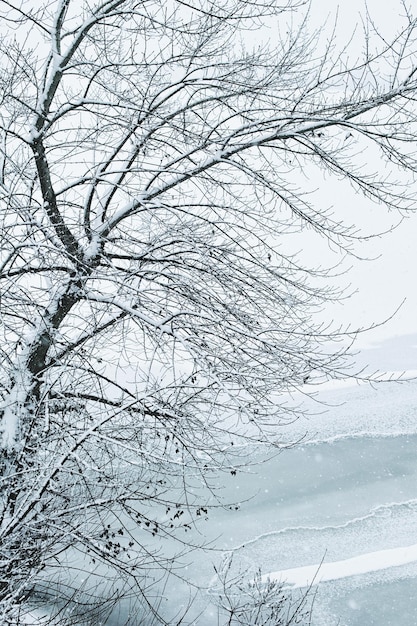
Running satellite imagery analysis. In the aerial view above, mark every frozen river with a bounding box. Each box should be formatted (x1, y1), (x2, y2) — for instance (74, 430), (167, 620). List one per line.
(205, 433), (417, 625)
(27, 335), (417, 625)
(168, 335), (417, 625)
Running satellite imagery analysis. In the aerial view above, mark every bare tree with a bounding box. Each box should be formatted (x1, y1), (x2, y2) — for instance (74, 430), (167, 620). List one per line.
(0, 0), (416, 623)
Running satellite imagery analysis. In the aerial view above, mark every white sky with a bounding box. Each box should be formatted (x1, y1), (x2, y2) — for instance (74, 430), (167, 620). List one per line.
(304, 0), (417, 347)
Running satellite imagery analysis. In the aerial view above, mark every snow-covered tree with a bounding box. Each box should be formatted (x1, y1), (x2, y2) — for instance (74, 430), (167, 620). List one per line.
(0, 0), (417, 622)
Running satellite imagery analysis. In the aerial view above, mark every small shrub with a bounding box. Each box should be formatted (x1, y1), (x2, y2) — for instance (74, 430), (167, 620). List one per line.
(212, 556), (313, 626)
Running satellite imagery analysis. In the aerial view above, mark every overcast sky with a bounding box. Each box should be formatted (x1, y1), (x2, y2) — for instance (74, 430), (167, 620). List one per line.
(303, 0), (417, 347)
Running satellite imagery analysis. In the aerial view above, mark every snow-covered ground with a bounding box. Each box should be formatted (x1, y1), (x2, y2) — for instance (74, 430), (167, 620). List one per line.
(267, 542), (417, 589)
